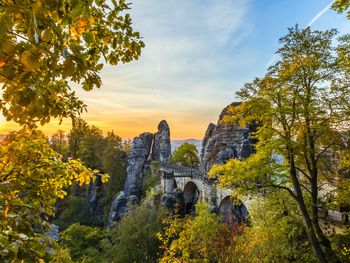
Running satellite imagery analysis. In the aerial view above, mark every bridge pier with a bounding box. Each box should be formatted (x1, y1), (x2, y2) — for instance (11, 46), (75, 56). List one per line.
(162, 171), (175, 193)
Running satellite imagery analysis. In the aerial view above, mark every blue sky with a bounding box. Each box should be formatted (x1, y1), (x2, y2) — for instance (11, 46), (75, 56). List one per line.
(1, 0), (349, 139)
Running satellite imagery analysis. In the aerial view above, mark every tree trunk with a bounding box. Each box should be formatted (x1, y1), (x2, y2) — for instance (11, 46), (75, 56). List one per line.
(307, 131), (340, 262)
(288, 151), (327, 263)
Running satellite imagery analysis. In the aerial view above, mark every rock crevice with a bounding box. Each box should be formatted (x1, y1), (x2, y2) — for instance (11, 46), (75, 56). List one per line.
(108, 120), (171, 227)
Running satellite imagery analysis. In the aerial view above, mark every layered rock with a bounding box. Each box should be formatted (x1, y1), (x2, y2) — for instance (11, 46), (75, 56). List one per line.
(108, 120), (171, 227)
(124, 133), (153, 197)
(152, 120), (171, 162)
(200, 102), (256, 172)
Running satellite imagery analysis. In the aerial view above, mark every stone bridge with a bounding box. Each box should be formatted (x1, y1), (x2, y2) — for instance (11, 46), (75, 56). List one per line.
(159, 163), (249, 223)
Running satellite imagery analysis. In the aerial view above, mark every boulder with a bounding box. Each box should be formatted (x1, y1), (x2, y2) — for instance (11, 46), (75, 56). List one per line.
(161, 189), (185, 215)
(107, 192), (127, 227)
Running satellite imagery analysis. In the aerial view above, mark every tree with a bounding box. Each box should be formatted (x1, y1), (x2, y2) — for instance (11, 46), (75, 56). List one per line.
(233, 191), (317, 263)
(103, 194), (166, 263)
(78, 125), (105, 169)
(101, 131), (126, 219)
(333, 0), (350, 20)
(0, 129), (106, 261)
(171, 143), (200, 168)
(50, 129), (69, 159)
(209, 26), (350, 262)
(68, 117), (89, 159)
(158, 202), (243, 262)
(56, 123), (127, 226)
(158, 202), (220, 262)
(0, 0), (144, 127)
(60, 224), (107, 263)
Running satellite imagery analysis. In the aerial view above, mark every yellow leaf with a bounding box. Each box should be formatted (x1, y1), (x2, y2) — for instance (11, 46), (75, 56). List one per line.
(4, 206), (9, 218)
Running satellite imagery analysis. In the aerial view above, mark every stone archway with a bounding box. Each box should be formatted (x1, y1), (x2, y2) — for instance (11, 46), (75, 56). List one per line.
(173, 179), (178, 189)
(219, 196), (249, 226)
(183, 181), (200, 214)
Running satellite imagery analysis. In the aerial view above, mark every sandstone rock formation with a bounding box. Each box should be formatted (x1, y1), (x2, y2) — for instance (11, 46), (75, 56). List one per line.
(200, 102), (256, 173)
(152, 120), (171, 162)
(108, 120), (171, 226)
(160, 188), (185, 215)
(124, 133), (153, 197)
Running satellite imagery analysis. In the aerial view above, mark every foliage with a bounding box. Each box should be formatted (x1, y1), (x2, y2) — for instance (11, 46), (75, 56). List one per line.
(331, 227), (350, 262)
(60, 223), (107, 263)
(234, 191), (316, 263)
(50, 130), (70, 159)
(209, 26), (350, 262)
(101, 131), (127, 220)
(54, 196), (91, 231)
(50, 247), (74, 263)
(0, 0), (144, 126)
(142, 161), (161, 196)
(68, 118), (89, 159)
(332, 0), (350, 22)
(54, 121), (126, 226)
(158, 197), (317, 263)
(0, 129), (104, 261)
(171, 142), (200, 168)
(103, 194), (167, 263)
(158, 202), (223, 262)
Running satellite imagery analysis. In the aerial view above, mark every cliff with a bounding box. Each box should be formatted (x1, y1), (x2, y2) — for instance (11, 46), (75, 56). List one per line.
(107, 120), (171, 226)
(200, 102), (256, 173)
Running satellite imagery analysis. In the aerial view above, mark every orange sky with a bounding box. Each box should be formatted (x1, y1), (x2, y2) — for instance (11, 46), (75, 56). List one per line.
(1, 0), (343, 140)
(0, 86), (224, 140)
(0, 111), (217, 140)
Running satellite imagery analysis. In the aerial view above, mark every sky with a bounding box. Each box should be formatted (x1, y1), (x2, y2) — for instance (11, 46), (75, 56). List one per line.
(1, 0), (349, 139)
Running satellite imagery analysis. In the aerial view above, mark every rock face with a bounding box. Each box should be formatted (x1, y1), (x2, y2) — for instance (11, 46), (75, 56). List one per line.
(161, 189), (185, 215)
(152, 120), (171, 162)
(124, 133), (153, 197)
(45, 224), (60, 241)
(200, 102), (256, 172)
(108, 120), (171, 227)
(107, 192), (139, 226)
(87, 176), (105, 221)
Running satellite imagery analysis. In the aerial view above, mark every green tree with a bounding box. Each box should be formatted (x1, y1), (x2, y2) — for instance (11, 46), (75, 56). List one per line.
(102, 131), (126, 220)
(68, 118), (89, 159)
(0, 129), (104, 261)
(209, 26), (350, 262)
(50, 129), (69, 159)
(57, 123), (127, 227)
(234, 191), (316, 263)
(0, 0), (144, 127)
(333, 0), (350, 20)
(158, 202), (227, 262)
(54, 195), (91, 231)
(78, 125), (105, 169)
(60, 224), (107, 263)
(171, 143), (200, 168)
(104, 194), (166, 263)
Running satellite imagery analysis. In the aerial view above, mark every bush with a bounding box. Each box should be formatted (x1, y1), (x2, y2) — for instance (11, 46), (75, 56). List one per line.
(60, 224), (107, 262)
(103, 195), (167, 263)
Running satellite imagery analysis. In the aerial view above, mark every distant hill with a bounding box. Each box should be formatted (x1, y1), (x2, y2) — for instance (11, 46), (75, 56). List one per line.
(171, 139), (202, 154)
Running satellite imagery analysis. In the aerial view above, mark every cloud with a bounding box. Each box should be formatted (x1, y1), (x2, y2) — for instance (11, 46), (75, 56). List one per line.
(307, 0), (335, 27)
(78, 0), (253, 138)
(0, 0), (253, 139)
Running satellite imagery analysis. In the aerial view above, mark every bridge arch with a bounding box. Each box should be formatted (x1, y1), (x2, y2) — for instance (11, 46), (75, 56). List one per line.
(219, 196), (249, 226)
(183, 181), (200, 214)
